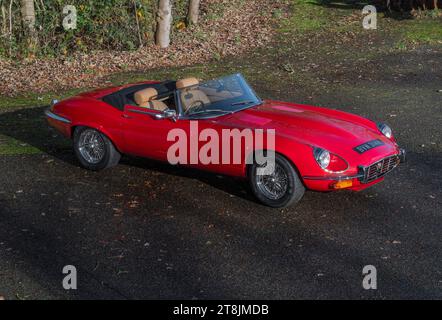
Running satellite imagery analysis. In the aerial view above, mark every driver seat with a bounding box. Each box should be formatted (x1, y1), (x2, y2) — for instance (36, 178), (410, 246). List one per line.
(134, 88), (168, 111)
(176, 78), (210, 112)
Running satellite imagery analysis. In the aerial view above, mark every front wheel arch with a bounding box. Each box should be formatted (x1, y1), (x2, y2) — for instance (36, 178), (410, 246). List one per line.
(247, 151), (306, 208)
(245, 150), (304, 182)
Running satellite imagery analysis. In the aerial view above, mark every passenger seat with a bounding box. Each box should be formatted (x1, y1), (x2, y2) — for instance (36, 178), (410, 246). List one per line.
(134, 88), (168, 111)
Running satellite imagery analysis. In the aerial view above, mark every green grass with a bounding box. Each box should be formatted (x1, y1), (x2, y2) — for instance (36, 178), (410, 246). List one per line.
(0, 89), (83, 155)
(401, 18), (442, 44)
(279, 0), (329, 33)
(0, 89), (84, 111)
(0, 136), (41, 155)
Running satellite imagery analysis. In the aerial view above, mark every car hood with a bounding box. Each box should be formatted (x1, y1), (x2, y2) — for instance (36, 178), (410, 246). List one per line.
(219, 100), (396, 157)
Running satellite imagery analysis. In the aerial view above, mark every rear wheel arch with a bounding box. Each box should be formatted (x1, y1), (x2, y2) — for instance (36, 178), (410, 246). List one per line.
(72, 126), (122, 171)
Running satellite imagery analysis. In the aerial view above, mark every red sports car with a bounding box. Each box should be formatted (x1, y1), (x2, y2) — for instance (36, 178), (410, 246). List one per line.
(45, 73), (405, 208)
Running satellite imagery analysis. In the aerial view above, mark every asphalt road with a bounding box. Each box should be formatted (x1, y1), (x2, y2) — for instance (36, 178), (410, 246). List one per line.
(0, 49), (441, 299)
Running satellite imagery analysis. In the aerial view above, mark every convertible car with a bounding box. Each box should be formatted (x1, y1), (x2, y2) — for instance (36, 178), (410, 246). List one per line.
(45, 73), (405, 208)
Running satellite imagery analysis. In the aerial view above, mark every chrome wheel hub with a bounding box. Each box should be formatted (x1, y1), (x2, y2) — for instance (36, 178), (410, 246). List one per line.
(78, 130), (105, 164)
(255, 163), (289, 200)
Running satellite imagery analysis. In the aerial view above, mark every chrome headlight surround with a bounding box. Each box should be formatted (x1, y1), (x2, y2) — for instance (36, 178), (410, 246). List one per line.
(377, 122), (393, 139)
(313, 147), (349, 173)
(313, 147), (331, 170)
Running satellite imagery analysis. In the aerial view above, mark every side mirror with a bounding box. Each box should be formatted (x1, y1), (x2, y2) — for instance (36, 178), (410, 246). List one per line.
(154, 109), (177, 121)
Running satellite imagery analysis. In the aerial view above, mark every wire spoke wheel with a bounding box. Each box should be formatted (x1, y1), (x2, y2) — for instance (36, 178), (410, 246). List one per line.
(255, 162), (289, 200)
(78, 129), (106, 164)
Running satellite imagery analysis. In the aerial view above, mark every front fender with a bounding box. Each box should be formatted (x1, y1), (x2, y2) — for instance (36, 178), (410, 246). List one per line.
(54, 97), (125, 152)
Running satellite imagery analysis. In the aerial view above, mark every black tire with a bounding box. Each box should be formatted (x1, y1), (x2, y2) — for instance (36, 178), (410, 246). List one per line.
(73, 126), (121, 171)
(248, 153), (305, 208)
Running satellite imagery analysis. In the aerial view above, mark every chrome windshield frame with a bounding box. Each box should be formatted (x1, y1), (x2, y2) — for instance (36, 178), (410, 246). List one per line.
(175, 73), (262, 119)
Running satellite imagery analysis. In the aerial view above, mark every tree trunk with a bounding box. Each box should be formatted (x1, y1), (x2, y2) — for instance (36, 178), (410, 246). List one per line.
(9, 0), (13, 56)
(20, 0), (36, 36)
(1, 3), (7, 36)
(188, 0), (200, 25)
(133, 0), (143, 47)
(155, 0), (172, 48)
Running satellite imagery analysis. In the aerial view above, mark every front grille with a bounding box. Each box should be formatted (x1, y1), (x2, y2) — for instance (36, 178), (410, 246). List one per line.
(360, 155), (400, 183)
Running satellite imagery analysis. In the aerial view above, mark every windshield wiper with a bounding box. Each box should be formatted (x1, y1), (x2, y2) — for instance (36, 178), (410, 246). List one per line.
(230, 100), (256, 107)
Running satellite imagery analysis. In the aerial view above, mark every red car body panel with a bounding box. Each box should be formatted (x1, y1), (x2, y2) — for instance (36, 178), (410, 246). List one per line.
(46, 82), (403, 192)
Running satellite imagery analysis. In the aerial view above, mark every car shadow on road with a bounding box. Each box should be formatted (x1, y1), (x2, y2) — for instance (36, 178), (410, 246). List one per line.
(0, 105), (76, 164)
(119, 156), (256, 202)
(0, 106), (256, 203)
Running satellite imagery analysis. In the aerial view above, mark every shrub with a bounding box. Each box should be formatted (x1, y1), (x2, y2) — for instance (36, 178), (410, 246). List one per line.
(0, 0), (191, 58)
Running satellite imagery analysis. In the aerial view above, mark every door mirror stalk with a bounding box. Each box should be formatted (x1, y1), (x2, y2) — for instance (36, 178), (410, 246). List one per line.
(154, 109), (177, 122)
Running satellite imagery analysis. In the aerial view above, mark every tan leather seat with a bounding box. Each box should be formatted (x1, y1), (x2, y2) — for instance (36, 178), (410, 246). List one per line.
(176, 77), (200, 90)
(176, 78), (210, 112)
(134, 88), (168, 111)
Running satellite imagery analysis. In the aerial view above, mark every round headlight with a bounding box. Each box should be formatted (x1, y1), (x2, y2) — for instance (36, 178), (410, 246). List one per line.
(378, 123), (392, 139)
(313, 148), (330, 169)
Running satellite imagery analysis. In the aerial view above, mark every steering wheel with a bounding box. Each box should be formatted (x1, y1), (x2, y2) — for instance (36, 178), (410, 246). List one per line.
(185, 100), (206, 115)
(215, 80), (226, 93)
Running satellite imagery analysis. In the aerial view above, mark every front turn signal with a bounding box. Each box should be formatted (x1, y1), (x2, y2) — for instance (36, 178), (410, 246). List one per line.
(330, 180), (353, 190)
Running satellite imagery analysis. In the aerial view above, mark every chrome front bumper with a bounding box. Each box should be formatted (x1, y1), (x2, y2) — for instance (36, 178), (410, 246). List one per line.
(398, 148), (406, 163)
(44, 108), (71, 124)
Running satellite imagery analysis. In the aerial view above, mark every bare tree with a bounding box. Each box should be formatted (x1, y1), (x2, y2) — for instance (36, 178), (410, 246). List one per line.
(1, 2), (7, 36)
(187, 0), (200, 25)
(156, 0), (172, 48)
(133, 0), (143, 47)
(8, 0), (13, 55)
(20, 0), (35, 37)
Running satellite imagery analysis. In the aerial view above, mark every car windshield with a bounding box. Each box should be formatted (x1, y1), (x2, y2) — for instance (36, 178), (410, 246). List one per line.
(178, 73), (261, 118)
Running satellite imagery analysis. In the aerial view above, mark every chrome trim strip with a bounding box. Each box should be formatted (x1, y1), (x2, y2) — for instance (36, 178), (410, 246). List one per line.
(303, 174), (364, 181)
(44, 108), (71, 124)
(126, 108), (158, 116)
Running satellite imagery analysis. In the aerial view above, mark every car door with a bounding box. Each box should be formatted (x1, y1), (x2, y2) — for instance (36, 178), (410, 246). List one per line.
(122, 105), (248, 176)
(121, 105), (180, 160)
